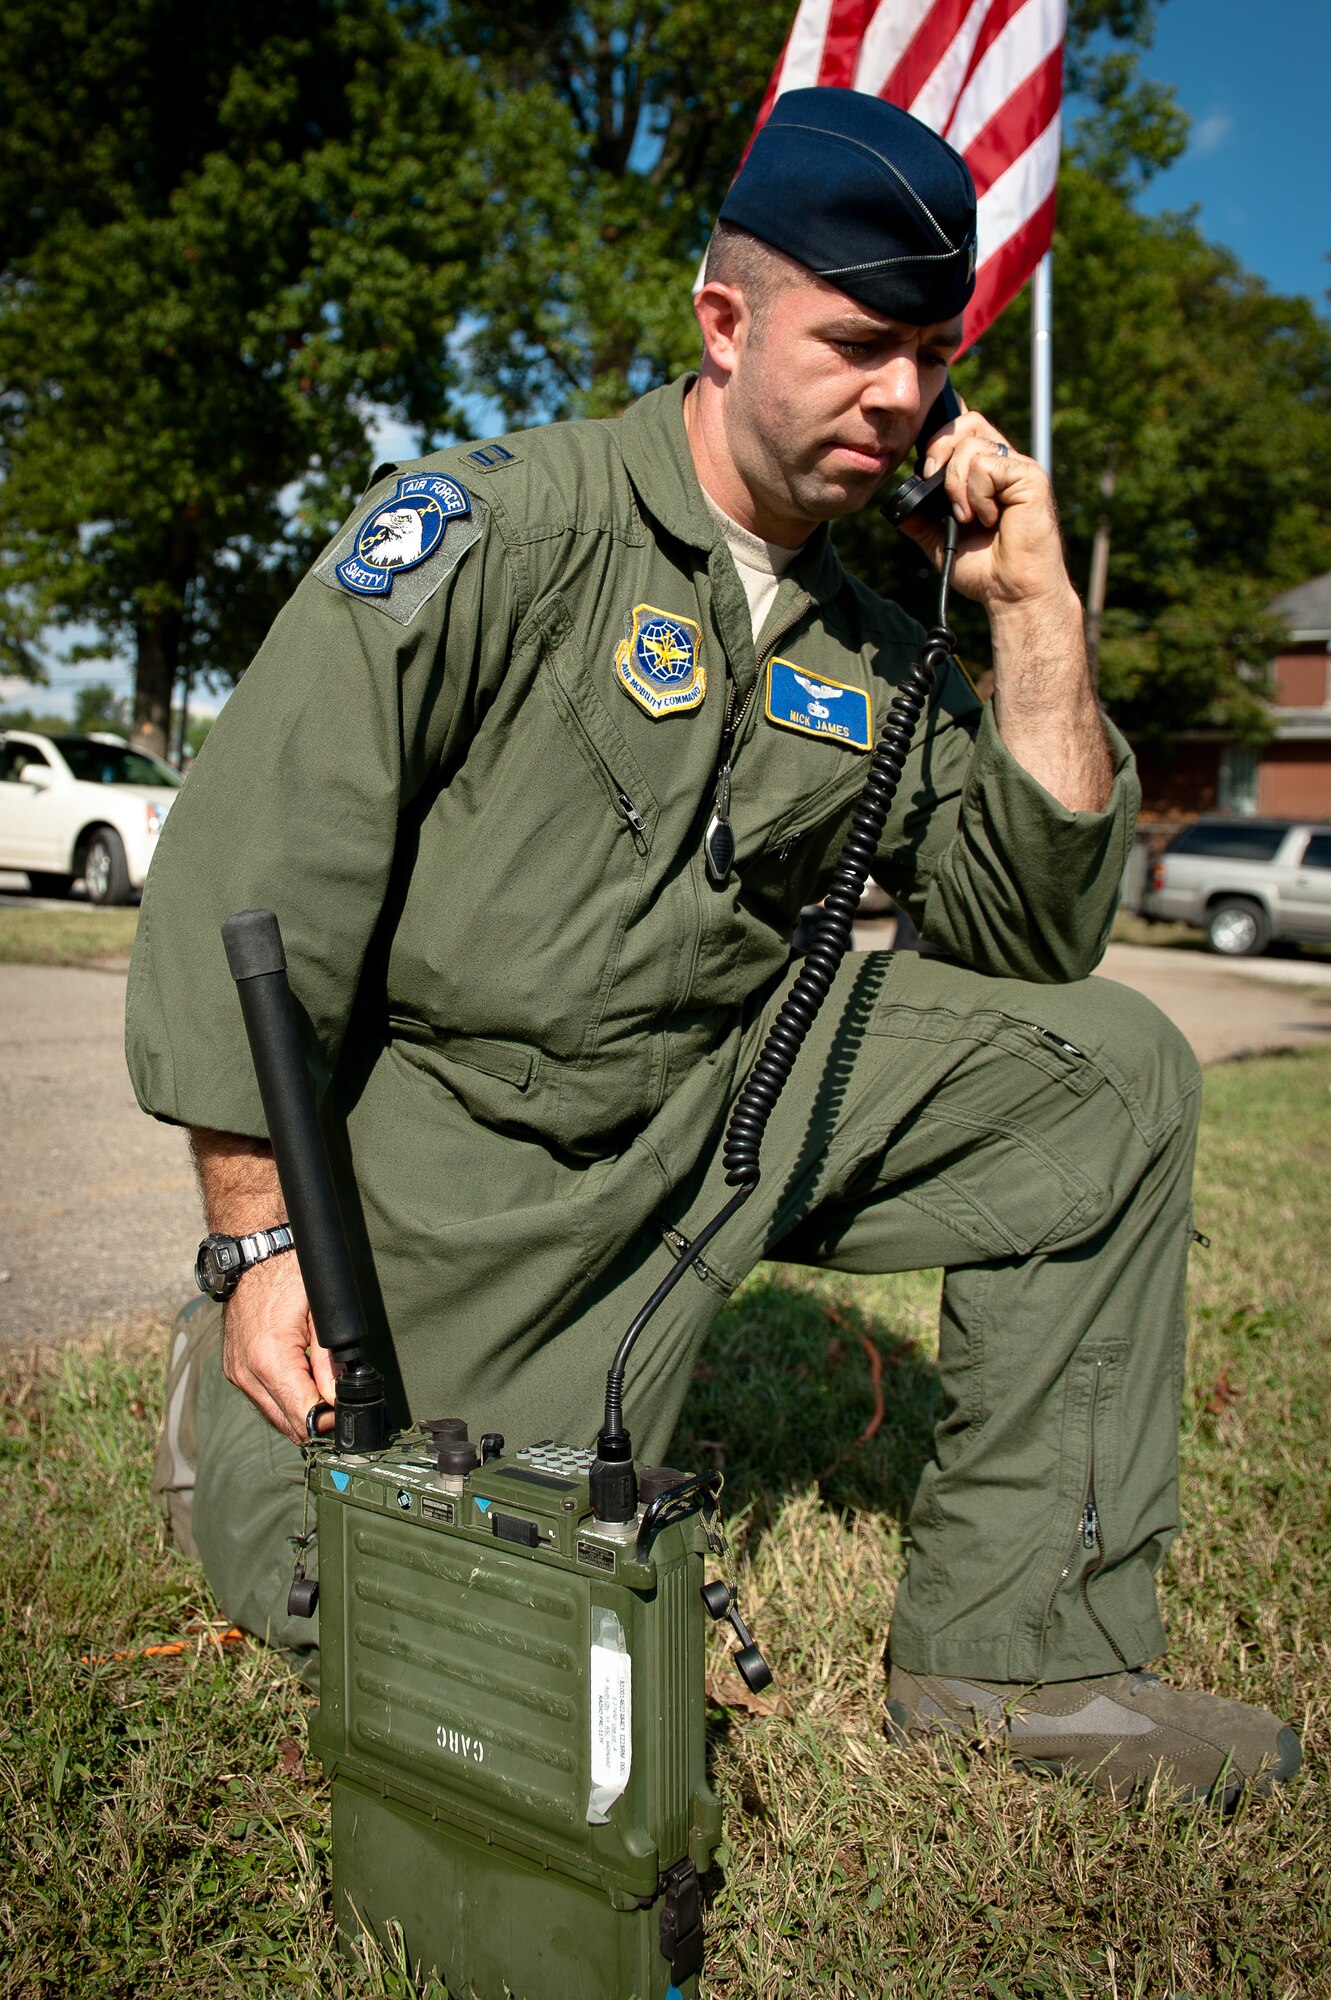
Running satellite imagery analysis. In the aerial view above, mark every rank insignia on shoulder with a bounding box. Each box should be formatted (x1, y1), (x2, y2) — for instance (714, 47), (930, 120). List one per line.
(765, 659), (872, 750)
(463, 442), (516, 472)
(335, 475), (471, 599)
(614, 605), (705, 719)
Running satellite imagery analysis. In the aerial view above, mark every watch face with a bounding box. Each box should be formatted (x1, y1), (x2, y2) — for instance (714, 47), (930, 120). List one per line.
(197, 1237), (239, 1298)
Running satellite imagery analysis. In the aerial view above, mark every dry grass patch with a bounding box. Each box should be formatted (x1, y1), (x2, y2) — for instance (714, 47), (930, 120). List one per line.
(0, 903), (138, 966)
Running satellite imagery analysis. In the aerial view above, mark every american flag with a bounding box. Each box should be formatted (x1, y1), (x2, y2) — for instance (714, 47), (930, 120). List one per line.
(752, 0), (1068, 347)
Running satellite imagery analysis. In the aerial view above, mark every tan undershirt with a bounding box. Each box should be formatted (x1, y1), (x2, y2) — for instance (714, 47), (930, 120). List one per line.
(703, 490), (803, 643)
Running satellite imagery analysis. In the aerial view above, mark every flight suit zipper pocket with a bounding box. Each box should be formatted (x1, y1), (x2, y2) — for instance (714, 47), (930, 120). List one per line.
(1042, 1355), (1130, 1667)
(554, 712), (653, 855)
(539, 597), (658, 852)
(616, 789), (648, 854)
(1077, 1497), (1128, 1667)
(999, 1016), (1101, 1097)
(1029, 1025), (1085, 1059)
(659, 1222), (721, 1288)
(388, 1020), (536, 1091)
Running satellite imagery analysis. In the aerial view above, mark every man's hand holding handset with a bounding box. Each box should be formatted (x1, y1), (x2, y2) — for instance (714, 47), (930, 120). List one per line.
(899, 398), (1113, 814)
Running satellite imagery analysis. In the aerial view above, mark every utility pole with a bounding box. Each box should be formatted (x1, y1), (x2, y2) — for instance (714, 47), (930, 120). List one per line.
(1085, 451), (1116, 672)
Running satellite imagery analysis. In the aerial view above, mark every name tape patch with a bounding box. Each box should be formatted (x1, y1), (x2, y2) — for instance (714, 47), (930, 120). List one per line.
(765, 658), (872, 750)
(614, 604), (705, 719)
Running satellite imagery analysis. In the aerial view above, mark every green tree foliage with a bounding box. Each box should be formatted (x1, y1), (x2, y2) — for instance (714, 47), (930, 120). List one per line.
(440, 0), (799, 418)
(1062, 0), (1190, 193)
(0, 703), (73, 737)
(72, 683), (132, 737)
(0, 686), (131, 738)
(3, 0), (1329, 753)
(0, 0), (483, 753)
(184, 712), (216, 760)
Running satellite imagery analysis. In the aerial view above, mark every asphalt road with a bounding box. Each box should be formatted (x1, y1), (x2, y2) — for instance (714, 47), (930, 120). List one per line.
(1, 963), (201, 1344)
(3, 944), (1330, 1346)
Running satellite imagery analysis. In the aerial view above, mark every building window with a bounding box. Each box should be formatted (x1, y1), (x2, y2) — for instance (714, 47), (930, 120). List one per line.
(1218, 745), (1258, 816)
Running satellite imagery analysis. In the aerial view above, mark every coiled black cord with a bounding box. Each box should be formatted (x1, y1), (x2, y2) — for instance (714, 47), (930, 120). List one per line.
(600, 517), (959, 1444)
(722, 517), (958, 1185)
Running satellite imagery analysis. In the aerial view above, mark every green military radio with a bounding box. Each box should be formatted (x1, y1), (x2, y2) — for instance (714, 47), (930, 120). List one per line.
(308, 1432), (725, 1999)
(220, 501), (960, 1996)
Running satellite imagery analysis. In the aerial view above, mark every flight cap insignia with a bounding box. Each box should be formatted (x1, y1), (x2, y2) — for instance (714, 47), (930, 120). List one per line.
(336, 475), (470, 598)
(766, 659), (872, 750)
(614, 605), (705, 719)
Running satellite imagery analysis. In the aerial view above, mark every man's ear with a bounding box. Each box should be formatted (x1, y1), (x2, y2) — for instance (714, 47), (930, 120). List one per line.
(693, 281), (748, 380)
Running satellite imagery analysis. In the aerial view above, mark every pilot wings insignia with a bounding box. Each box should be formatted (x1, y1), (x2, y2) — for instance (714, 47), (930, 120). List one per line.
(793, 673), (846, 718)
(766, 658), (871, 750)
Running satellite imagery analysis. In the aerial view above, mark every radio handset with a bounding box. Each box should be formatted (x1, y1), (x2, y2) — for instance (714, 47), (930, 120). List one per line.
(883, 376), (961, 527)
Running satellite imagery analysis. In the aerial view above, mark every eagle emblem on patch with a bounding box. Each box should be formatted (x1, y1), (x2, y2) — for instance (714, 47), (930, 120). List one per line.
(336, 475), (471, 598)
(614, 605), (705, 719)
(766, 659), (872, 750)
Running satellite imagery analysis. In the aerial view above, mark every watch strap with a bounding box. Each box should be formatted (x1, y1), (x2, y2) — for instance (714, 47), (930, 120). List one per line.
(234, 1223), (295, 1268)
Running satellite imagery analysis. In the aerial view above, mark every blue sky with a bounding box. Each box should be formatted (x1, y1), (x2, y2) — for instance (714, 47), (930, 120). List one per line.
(1127, 0), (1330, 308)
(6, 0), (1328, 720)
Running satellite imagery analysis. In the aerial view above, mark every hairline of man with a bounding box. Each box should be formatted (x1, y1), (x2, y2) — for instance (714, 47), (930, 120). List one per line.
(702, 218), (964, 364)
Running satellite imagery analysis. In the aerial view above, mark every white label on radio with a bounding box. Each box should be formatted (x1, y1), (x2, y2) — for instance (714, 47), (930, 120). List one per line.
(586, 1607), (632, 1823)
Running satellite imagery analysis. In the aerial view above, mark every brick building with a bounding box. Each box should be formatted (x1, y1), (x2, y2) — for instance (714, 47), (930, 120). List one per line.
(1133, 571), (1331, 822)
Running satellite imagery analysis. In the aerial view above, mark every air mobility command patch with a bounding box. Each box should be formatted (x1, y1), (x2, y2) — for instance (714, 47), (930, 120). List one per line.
(614, 605), (705, 719)
(765, 659), (872, 750)
(315, 473), (483, 626)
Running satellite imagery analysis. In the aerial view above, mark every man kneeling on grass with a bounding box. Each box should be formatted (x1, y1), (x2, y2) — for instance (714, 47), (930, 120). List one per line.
(130, 88), (1300, 1808)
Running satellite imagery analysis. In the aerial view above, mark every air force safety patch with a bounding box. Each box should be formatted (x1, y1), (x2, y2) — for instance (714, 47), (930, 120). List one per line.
(614, 605), (705, 719)
(765, 659), (872, 750)
(336, 475), (470, 598)
(315, 472), (484, 624)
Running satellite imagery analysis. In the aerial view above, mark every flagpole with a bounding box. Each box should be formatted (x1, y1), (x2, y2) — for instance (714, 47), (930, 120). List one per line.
(1031, 250), (1053, 476)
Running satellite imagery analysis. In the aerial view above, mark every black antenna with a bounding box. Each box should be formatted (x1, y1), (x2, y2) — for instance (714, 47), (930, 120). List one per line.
(222, 909), (388, 1452)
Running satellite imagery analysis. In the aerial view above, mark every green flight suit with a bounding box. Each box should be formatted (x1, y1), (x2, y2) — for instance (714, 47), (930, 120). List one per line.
(126, 377), (1200, 1684)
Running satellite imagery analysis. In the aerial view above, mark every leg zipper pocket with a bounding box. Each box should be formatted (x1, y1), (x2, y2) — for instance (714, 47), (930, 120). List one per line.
(1078, 1492), (1129, 1669)
(659, 1222), (721, 1288)
(1042, 1357), (1130, 1668)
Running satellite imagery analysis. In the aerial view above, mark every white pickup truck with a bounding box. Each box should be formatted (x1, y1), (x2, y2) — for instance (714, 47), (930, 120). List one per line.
(0, 729), (183, 904)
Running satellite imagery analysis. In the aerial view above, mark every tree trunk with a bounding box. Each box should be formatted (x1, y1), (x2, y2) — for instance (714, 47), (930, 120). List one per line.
(132, 610), (181, 760)
(132, 525), (195, 759)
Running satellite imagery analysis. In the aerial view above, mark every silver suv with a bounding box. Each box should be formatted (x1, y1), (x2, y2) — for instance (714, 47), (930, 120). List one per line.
(1143, 817), (1331, 956)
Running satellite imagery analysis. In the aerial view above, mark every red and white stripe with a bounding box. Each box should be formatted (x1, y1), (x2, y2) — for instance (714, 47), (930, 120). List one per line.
(751, 0), (1067, 347)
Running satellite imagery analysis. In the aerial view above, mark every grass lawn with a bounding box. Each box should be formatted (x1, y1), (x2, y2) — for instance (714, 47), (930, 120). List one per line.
(0, 903), (138, 967)
(2, 1049), (1328, 1997)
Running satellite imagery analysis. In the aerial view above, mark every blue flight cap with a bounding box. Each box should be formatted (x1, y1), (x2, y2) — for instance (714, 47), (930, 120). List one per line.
(718, 87), (978, 325)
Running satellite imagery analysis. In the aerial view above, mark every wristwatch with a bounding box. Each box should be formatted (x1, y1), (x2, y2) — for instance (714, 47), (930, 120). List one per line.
(194, 1223), (296, 1302)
